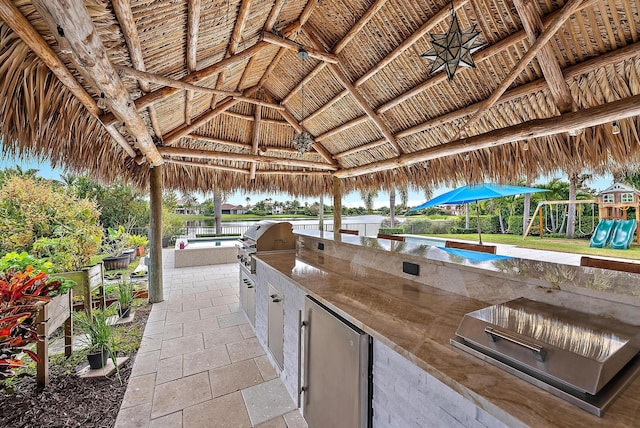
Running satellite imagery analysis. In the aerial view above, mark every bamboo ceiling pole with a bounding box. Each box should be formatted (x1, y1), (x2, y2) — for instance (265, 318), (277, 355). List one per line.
(333, 176), (342, 241)
(111, 0), (164, 138)
(261, 32), (339, 63)
(158, 147), (339, 170)
(165, 159), (249, 174)
(115, 67), (241, 96)
(0, 0), (138, 158)
(31, 0), (163, 165)
(163, 97), (241, 145)
(513, 0), (576, 113)
(250, 106), (262, 179)
(334, 93), (640, 178)
(149, 165), (163, 303)
(188, 133), (302, 155)
(458, 0), (588, 136)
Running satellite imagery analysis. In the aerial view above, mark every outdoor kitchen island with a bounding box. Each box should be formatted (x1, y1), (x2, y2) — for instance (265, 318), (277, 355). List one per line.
(243, 230), (640, 427)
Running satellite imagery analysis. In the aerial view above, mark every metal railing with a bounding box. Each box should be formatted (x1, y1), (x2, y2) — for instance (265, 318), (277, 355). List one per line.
(130, 222), (384, 239)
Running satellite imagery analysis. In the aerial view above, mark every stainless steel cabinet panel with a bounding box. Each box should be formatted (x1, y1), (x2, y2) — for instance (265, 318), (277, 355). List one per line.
(240, 272), (255, 326)
(268, 283), (284, 369)
(303, 296), (370, 428)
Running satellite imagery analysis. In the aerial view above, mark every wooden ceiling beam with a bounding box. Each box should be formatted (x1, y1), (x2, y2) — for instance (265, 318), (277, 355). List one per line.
(255, 170), (330, 176)
(0, 0), (139, 159)
(316, 116), (369, 141)
(265, 0), (287, 31)
(334, 41), (640, 159)
(513, 0), (576, 113)
(31, 0), (162, 165)
(158, 147), (338, 170)
(257, 47), (288, 89)
(250, 105), (261, 179)
(222, 111), (289, 126)
(101, 42), (267, 125)
(164, 97), (240, 146)
(334, 93), (640, 178)
(262, 32), (339, 63)
(335, 139), (386, 158)
(188, 134), (302, 155)
(112, 0), (164, 138)
(184, 0), (201, 125)
(232, 96), (286, 110)
(303, 28), (403, 155)
(165, 158), (250, 174)
(115, 67), (241, 96)
(459, 0), (589, 136)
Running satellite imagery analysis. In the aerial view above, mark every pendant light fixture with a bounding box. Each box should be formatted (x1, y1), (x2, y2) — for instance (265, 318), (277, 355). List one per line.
(291, 47), (315, 154)
(421, 0), (485, 81)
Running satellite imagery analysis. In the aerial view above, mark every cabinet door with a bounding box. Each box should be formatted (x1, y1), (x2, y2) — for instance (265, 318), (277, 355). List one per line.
(303, 296), (370, 428)
(268, 284), (284, 369)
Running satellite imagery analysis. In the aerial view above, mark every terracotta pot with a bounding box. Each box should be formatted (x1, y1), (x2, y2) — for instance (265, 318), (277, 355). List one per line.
(87, 348), (110, 369)
(136, 246), (145, 256)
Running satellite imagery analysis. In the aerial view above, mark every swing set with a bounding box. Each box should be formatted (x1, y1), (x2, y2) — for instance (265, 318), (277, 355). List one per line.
(523, 200), (599, 239)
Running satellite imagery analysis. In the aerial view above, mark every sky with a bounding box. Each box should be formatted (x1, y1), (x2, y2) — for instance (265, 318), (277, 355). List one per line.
(0, 155), (614, 209)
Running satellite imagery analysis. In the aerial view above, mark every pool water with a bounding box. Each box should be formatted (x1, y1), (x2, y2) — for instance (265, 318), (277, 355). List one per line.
(404, 236), (512, 263)
(183, 237), (238, 249)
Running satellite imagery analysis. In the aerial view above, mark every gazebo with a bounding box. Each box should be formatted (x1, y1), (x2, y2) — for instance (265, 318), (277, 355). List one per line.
(1, 0), (640, 299)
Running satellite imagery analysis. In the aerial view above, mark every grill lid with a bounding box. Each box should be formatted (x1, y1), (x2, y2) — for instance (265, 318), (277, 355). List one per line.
(241, 220), (295, 251)
(454, 298), (640, 395)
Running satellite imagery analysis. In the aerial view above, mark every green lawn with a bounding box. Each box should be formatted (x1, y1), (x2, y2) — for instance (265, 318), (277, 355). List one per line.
(428, 233), (640, 261)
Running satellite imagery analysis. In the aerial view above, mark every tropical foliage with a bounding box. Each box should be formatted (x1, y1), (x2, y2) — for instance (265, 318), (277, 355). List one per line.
(0, 266), (63, 377)
(0, 176), (103, 271)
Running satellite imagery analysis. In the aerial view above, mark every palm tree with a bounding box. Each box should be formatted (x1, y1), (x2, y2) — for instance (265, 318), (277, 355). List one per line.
(398, 187), (409, 211)
(359, 190), (378, 214)
(389, 189), (396, 227)
(245, 196), (251, 209)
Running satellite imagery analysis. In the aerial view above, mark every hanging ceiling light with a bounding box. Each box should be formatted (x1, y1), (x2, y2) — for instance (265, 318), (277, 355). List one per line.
(291, 47), (315, 154)
(421, 0), (485, 81)
(611, 121), (621, 135)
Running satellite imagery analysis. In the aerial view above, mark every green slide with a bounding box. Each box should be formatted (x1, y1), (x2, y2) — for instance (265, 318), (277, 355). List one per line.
(609, 219), (638, 250)
(589, 219), (617, 248)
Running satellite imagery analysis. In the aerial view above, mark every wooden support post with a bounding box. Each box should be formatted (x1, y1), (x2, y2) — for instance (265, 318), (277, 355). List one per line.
(333, 177), (342, 240)
(149, 165), (164, 303)
(539, 207), (544, 239)
(36, 305), (49, 386)
(319, 194), (324, 232)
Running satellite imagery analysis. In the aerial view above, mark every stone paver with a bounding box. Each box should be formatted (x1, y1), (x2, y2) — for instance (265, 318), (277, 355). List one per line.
(115, 250), (300, 428)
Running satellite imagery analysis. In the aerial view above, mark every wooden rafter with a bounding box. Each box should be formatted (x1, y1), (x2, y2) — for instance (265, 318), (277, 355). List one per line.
(513, 0), (576, 113)
(31, 0), (163, 165)
(334, 41), (640, 159)
(185, 0), (201, 125)
(188, 134), (301, 155)
(164, 97), (241, 146)
(211, 0), (253, 108)
(232, 95), (285, 110)
(250, 105), (261, 179)
(459, 0), (589, 136)
(116, 67), (242, 96)
(100, 42), (267, 126)
(222, 111), (288, 126)
(335, 94), (640, 178)
(111, 0), (163, 139)
(261, 32), (339, 63)
(265, 0), (287, 31)
(303, 28), (404, 154)
(158, 147), (339, 170)
(0, 0), (139, 159)
(165, 158), (249, 174)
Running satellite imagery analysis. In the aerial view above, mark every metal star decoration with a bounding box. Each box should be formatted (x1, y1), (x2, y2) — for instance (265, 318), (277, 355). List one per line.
(421, 5), (485, 81)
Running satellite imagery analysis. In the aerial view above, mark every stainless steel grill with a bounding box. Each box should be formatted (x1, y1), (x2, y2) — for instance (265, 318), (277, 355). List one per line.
(451, 298), (640, 416)
(237, 221), (296, 273)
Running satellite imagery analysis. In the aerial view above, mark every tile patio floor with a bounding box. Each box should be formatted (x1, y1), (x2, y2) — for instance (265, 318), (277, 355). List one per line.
(114, 250), (306, 428)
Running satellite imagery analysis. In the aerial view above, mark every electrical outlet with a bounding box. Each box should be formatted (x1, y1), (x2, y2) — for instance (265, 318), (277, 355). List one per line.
(317, 242), (324, 251)
(402, 261), (419, 276)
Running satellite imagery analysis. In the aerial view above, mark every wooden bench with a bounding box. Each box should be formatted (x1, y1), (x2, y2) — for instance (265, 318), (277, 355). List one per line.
(338, 229), (359, 235)
(444, 240), (497, 254)
(580, 256), (640, 274)
(377, 233), (405, 242)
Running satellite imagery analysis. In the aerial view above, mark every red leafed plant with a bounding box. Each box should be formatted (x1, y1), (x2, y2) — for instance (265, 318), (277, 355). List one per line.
(0, 266), (62, 378)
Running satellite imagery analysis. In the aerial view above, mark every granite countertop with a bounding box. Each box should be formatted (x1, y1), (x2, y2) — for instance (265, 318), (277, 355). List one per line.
(255, 250), (640, 427)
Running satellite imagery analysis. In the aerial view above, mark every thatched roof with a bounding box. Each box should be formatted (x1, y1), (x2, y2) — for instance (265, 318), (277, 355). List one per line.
(1, 0), (639, 195)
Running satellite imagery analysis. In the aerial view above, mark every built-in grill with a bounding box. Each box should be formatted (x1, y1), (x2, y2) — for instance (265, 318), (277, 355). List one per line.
(451, 298), (640, 416)
(237, 220), (296, 274)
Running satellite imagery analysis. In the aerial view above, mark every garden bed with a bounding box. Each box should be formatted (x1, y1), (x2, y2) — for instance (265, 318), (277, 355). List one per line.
(0, 303), (151, 427)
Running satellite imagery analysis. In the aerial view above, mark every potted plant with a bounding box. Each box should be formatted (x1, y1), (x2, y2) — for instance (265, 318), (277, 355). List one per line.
(127, 234), (148, 257)
(116, 280), (134, 318)
(73, 308), (116, 369)
(101, 227), (130, 270)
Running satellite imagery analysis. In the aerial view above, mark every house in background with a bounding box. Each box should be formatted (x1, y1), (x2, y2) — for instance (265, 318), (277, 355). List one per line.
(174, 199), (200, 215)
(221, 204), (246, 215)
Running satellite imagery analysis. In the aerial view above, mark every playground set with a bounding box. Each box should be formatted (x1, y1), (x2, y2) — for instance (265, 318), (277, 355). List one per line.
(523, 183), (639, 249)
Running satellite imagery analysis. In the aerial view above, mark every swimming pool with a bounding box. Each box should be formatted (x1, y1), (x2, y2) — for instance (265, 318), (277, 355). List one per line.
(404, 236), (447, 247)
(404, 235), (512, 264)
(183, 237), (238, 249)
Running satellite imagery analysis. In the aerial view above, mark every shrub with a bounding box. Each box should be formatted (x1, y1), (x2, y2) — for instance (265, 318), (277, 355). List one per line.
(454, 215), (500, 234)
(402, 219), (457, 234)
(0, 176), (103, 271)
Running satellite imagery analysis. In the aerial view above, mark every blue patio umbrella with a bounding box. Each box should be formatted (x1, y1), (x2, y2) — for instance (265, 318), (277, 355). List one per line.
(410, 183), (548, 244)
